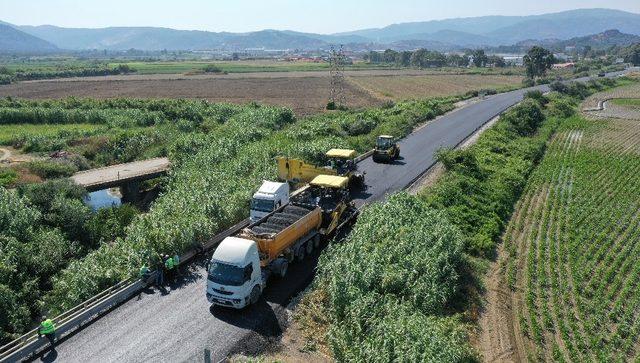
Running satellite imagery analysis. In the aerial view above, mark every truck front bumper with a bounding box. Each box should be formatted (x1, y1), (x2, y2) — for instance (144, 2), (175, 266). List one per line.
(207, 292), (247, 309)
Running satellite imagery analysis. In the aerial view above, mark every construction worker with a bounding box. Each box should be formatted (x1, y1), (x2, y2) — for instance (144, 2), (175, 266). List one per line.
(139, 264), (151, 284)
(164, 254), (174, 281)
(38, 316), (56, 348)
(156, 254), (166, 286)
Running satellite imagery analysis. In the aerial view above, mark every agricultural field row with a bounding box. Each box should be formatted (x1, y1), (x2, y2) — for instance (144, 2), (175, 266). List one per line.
(0, 93), (460, 343)
(503, 101), (640, 361)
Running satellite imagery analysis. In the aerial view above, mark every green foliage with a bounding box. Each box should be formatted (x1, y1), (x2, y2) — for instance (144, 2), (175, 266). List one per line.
(316, 193), (472, 362)
(524, 90), (549, 106)
(0, 168), (18, 187)
(422, 100), (554, 256)
(523, 46), (555, 79)
(26, 160), (78, 179)
(502, 99), (545, 136)
(85, 205), (139, 247)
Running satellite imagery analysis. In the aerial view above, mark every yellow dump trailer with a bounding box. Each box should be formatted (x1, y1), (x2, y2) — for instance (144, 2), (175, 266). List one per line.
(242, 203), (322, 267)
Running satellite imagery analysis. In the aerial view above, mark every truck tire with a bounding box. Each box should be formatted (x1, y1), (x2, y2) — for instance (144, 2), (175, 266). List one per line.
(249, 285), (261, 305)
(279, 261), (288, 278)
(296, 247), (305, 261)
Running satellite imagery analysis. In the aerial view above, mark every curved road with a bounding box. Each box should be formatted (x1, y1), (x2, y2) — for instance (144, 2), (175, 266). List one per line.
(38, 70), (631, 363)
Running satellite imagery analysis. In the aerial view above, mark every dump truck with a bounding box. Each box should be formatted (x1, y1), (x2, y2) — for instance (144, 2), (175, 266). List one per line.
(372, 135), (400, 163)
(206, 175), (357, 308)
(277, 148), (365, 189)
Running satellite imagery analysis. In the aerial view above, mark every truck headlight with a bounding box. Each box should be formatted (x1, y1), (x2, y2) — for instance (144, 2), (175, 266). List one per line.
(233, 299), (242, 304)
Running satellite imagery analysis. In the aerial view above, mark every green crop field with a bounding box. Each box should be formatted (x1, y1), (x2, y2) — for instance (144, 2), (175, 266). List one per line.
(503, 112), (640, 361)
(107, 60), (395, 74)
(611, 98), (640, 108)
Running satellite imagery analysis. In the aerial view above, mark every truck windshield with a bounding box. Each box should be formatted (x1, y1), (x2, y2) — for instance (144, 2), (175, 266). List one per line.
(251, 198), (275, 213)
(208, 262), (246, 286)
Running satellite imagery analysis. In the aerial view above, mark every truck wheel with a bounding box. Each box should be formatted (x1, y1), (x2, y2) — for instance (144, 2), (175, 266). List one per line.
(296, 247), (305, 261)
(279, 261), (288, 278)
(249, 285), (261, 305)
(285, 251), (294, 263)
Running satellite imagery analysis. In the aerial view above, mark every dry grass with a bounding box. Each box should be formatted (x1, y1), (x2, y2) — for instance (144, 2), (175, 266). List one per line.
(348, 74), (523, 100)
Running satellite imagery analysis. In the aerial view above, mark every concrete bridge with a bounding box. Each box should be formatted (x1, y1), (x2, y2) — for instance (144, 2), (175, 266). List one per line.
(71, 157), (170, 202)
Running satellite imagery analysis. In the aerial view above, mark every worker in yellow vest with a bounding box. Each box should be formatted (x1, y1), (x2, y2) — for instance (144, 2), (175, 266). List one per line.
(38, 316), (56, 347)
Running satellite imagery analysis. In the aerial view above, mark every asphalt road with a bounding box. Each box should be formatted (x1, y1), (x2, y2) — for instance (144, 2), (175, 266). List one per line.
(39, 70), (632, 363)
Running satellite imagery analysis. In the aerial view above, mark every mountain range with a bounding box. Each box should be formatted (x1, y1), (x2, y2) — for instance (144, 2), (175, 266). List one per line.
(1, 8), (639, 53)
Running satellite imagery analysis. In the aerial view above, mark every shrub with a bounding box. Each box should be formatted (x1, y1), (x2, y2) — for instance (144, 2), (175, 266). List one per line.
(85, 205), (139, 247)
(547, 98), (576, 118)
(26, 160), (78, 179)
(0, 168), (18, 187)
(341, 118), (377, 136)
(522, 78), (535, 87)
(524, 90), (548, 106)
(202, 64), (223, 74)
(502, 99), (545, 136)
(550, 81), (569, 94)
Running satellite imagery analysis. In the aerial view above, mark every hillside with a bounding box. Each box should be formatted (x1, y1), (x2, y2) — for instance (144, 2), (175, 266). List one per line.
(339, 9), (640, 46)
(3, 8), (640, 52)
(0, 23), (57, 53)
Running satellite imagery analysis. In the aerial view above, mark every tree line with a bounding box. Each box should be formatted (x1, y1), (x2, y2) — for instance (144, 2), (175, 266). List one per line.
(363, 48), (506, 68)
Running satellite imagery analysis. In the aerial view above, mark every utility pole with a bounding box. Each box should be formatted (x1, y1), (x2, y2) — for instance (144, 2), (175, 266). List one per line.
(329, 45), (346, 109)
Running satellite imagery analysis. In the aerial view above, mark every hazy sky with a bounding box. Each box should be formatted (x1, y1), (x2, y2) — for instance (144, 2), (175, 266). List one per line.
(1, 0), (640, 34)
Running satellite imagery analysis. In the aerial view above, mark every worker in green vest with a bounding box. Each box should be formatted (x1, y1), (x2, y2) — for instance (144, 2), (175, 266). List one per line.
(139, 264), (151, 284)
(38, 316), (56, 347)
(164, 255), (174, 282)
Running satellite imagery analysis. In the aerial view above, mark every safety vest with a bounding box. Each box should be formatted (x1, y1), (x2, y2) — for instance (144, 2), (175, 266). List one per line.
(40, 319), (55, 335)
(164, 257), (174, 270)
(139, 265), (149, 277)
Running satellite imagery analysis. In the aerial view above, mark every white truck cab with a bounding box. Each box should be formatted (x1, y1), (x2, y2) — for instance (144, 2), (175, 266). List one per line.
(206, 237), (263, 309)
(250, 181), (290, 223)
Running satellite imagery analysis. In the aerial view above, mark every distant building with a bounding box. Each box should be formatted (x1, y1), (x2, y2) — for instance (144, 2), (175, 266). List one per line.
(552, 62), (575, 69)
(502, 55), (524, 66)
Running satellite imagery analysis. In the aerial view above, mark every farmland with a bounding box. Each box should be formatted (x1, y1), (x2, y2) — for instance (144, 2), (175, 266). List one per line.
(480, 89), (640, 361)
(0, 71), (528, 115)
(348, 74), (523, 100)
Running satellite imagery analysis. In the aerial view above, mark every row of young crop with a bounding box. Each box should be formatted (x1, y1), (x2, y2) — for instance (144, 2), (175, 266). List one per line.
(296, 77), (629, 361)
(506, 113), (640, 361)
(0, 93), (459, 342)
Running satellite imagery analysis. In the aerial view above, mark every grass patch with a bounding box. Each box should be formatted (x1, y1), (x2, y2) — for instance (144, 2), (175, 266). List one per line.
(0, 123), (105, 145)
(611, 98), (640, 108)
